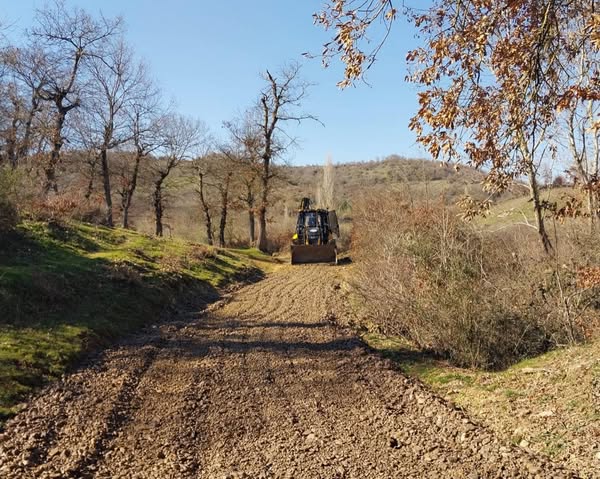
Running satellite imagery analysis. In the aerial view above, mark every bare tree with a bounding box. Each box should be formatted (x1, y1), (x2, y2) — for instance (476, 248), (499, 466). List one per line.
(560, 17), (600, 229)
(193, 151), (237, 247)
(215, 151), (245, 248)
(253, 63), (317, 252)
(240, 167), (258, 245)
(152, 115), (207, 237)
(31, 0), (121, 194)
(223, 111), (263, 245)
(69, 109), (100, 200)
(118, 89), (163, 229)
(194, 157), (215, 245)
(318, 155), (335, 209)
(0, 46), (48, 168)
(85, 37), (151, 226)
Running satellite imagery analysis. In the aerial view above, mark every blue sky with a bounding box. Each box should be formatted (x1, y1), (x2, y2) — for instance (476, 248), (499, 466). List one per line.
(2, 1), (430, 165)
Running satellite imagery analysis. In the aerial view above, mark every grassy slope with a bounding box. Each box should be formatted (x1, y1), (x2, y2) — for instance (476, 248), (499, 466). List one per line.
(0, 221), (273, 423)
(363, 332), (599, 477)
(479, 186), (578, 229)
(128, 157), (491, 241)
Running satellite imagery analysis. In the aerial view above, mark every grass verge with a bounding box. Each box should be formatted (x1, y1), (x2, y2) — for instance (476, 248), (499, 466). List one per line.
(363, 331), (600, 478)
(0, 220), (275, 425)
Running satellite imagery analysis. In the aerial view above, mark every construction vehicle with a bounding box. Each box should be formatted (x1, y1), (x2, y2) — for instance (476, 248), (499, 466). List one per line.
(290, 198), (339, 265)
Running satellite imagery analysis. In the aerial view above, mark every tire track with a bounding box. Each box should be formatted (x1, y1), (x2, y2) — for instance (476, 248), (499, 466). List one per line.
(68, 341), (162, 479)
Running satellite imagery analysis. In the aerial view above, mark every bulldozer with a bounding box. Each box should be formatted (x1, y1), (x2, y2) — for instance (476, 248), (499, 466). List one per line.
(290, 198), (339, 265)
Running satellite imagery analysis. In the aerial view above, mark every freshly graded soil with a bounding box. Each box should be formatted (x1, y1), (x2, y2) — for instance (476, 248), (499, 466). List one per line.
(0, 265), (576, 478)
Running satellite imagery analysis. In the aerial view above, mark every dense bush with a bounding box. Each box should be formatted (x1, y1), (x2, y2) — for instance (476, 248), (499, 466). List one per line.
(0, 168), (20, 233)
(23, 189), (112, 226)
(352, 192), (599, 369)
(0, 199), (18, 233)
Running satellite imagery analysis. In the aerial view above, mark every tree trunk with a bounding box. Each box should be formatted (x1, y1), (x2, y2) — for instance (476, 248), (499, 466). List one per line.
(85, 174), (95, 200)
(203, 213), (213, 245)
(43, 164), (59, 195)
(219, 202), (227, 248)
(256, 160), (269, 252)
(218, 173), (232, 248)
(121, 153), (142, 229)
(44, 108), (66, 195)
(122, 195), (131, 229)
(568, 105), (598, 232)
(84, 158), (97, 200)
(248, 209), (255, 244)
(257, 206), (267, 252)
(153, 179), (164, 237)
(17, 95), (40, 164)
(244, 182), (256, 245)
(198, 172), (213, 245)
(100, 147), (113, 227)
(7, 119), (18, 169)
(527, 161), (553, 254)
(586, 189), (596, 232)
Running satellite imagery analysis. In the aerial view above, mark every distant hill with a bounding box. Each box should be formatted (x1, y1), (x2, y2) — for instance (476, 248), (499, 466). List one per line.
(278, 155), (487, 212)
(132, 155), (497, 243)
(65, 153), (519, 243)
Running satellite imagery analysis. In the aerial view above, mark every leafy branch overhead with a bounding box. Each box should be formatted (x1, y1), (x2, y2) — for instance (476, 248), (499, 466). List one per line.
(315, 0), (600, 252)
(313, 0), (397, 88)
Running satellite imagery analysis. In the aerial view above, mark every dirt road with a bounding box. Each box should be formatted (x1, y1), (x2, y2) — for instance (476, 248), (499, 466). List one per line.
(0, 265), (575, 478)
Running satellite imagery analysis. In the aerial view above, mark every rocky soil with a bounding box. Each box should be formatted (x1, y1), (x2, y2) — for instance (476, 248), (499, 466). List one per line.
(0, 265), (577, 478)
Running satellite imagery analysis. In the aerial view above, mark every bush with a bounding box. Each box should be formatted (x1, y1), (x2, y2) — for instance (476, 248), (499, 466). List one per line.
(0, 168), (20, 233)
(25, 190), (112, 227)
(266, 231), (290, 254)
(0, 199), (18, 233)
(351, 192), (596, 369)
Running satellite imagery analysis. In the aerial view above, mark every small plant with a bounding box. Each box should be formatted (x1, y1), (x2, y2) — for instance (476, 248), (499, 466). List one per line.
(106, 260), (143, 285)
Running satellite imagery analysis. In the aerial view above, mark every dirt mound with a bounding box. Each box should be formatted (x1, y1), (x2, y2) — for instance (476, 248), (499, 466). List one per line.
(0, 265), (575, 478)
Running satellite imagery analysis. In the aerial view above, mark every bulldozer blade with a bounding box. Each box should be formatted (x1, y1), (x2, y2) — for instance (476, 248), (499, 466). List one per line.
(290, 243), (337, 265)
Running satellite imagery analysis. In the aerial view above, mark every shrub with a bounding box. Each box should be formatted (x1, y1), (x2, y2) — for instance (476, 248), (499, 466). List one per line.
(22, 187), (110, 226)
(0, 199), (18, 233)
(0, 167), (20, 233)
(266, 231), (291, 254)
(351, 192), (595, 369)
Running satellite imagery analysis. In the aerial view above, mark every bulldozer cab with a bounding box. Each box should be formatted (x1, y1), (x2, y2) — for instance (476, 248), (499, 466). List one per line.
(296, 210), (329, 246)
(291, 198), (338, 265)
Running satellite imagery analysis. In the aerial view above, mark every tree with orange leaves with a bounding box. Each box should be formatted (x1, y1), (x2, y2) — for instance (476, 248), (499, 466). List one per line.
(315, 0), (599, 253)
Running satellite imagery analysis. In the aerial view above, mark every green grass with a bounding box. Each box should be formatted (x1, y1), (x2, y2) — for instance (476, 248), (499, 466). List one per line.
(363, 332), (477, 386)
(0, 220), (273, 425)
(479, 186), (578, 228)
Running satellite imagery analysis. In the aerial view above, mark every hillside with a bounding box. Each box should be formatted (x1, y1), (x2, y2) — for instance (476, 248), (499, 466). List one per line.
(50, 154), (493, 244)
(0, 221), (273, 424)
(479, 185), (578, 229)
(120, 155), (494, 243)
(282, 155), (485, 206)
